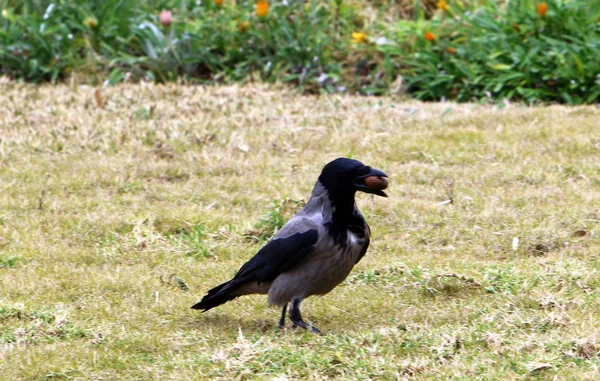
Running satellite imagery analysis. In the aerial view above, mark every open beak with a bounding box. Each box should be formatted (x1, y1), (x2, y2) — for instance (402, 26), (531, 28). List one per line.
(354, 168), (389, 197)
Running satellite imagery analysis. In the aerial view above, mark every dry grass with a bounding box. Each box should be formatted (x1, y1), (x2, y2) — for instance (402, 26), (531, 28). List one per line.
(1, 81), (599, 380)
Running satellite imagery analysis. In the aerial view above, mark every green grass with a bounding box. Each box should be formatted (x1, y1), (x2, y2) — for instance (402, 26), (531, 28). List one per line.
(0, 82), (599, 379)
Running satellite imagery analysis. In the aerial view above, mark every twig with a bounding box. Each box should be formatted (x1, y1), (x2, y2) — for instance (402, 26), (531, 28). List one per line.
(473, 225), (502, 235)
(38, 174), (50, 211)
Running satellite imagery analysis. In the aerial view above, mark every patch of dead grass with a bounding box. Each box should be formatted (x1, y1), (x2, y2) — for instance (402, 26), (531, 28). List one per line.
(0, 81), (599, 379)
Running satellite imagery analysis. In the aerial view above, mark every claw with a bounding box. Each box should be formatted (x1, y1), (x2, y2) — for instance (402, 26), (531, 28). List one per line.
(291, 320), (322, 334)
(288, 297), (322, 334)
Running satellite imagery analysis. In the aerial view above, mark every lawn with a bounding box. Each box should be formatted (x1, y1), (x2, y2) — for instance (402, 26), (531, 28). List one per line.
(1, 82), (599, 379)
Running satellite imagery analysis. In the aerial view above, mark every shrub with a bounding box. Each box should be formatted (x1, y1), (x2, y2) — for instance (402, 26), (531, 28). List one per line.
(1, 0), (599, 104)
(0, 0), (364, 91)
(389, 0), (600, 104)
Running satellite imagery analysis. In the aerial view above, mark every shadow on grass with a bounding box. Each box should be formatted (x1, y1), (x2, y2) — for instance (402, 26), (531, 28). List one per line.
(184, 311), (335, 337)
(185, 313), (280, 334)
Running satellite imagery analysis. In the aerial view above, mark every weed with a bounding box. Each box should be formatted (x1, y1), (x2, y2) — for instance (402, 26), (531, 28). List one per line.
(246, 198), (305, 242)
(0, 256), (22, 268)
(170, 224), (214, 259)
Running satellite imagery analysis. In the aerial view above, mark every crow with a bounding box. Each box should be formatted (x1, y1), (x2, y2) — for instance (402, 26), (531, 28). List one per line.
(191, 158), (389, 333)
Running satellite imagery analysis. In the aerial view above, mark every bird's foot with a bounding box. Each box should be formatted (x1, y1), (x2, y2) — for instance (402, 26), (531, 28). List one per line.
(290, 318), (322, 334)
(288, 297), (322, 334)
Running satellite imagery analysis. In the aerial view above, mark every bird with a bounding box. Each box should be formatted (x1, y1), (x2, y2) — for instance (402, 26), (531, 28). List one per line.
(191, 158), (389, 333)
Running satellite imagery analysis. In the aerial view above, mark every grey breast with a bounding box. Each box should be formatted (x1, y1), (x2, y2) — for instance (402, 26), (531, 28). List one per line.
(267, 194), (367, 306)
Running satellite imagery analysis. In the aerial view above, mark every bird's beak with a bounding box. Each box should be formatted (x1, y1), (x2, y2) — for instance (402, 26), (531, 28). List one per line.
(354, 168), (389, 197)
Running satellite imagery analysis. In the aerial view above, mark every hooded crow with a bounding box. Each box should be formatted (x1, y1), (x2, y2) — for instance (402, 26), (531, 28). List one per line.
(191, 158), (389, 333)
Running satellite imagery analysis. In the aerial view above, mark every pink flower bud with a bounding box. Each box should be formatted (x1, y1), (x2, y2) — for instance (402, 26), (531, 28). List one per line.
(160, 10), (173, 27)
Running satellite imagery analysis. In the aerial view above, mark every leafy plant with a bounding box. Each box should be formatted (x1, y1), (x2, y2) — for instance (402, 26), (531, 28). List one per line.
(0, 256), (22, 268)
(390, 0), (600, 104)
(1, 0), (599, 103)
(246, 198), (305, 242)
(170, 224), (214, 259)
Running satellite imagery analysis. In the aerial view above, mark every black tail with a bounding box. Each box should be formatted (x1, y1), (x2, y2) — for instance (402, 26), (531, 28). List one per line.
(190, 280), (241, 311)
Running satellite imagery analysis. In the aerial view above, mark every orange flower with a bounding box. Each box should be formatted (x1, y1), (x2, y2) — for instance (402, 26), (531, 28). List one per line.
(447, 47), (456, 53)
(256, 0), (269, 18)
(537, 2), (547, 16)
(215, 0), (223, 5)
(238, 21), (251, 33)
(425, 31), (435, 41)
(351, 32), (367, 43)
(436, 0), (449, 11)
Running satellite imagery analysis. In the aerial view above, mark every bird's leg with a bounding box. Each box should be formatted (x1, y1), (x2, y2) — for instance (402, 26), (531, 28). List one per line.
(289, 297), (321, 334)
(278, 303), (287, 329)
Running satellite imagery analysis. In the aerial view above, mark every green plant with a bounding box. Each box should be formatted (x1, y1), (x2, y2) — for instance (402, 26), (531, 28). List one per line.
(0, 256), (22, 268)
(0, 5), (76, 81)
(247, 198), (305, 242)
(170, 224), (214, 259)
(2, 0), (599, 103)
(0, 0), (370, 92)
(391, 0), (600, 104)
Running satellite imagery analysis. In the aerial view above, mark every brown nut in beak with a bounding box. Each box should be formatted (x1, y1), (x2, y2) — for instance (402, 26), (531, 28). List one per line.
(364, 176), (389, 191)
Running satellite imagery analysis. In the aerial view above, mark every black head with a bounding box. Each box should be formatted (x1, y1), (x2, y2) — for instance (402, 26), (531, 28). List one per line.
(318, 158), (388, 198)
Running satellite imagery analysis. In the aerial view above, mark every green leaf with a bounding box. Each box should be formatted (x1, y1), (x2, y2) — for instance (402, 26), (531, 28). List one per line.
(489, 64), (512, 71)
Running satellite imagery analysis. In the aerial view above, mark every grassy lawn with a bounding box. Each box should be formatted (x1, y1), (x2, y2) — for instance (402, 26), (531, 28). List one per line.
(1, 82), (599, 379)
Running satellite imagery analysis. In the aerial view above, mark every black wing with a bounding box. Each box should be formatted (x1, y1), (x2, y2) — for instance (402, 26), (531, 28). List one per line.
(235, 229), (319, 283)
(191, 229), (318, 311)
